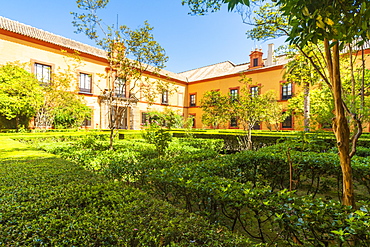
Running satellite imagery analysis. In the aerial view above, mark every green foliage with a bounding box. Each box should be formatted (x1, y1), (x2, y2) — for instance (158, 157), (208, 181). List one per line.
(75, 132), (108, 150)
(181, 0), (249, 15)
(245, 2), (289, 41)
(143, 128), (173, 157)
(231, 81), (275, 132)
(179, 138), (224, 153)
(288, 87), (335, 128)
(200, 90), (230, 128)
(52, 99), (92, 129)
(200, 80), (284, 150)
(142, 109), (189, 157)
(144, 109), (184, 129)
(0, 155), (251, 246)
(278, 0), (370, 49)
(0, 62), (43, 129)
(22, 133), (370, 245)
(353, 146), (370, 157)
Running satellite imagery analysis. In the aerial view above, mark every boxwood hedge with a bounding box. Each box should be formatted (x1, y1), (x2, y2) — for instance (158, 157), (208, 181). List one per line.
(15, 133), (370, 246)
(0, 153), (251, 246)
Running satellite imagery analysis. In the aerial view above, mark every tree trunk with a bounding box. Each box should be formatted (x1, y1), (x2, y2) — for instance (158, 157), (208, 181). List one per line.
(326, 41), (356, 207)
(247, 127), (252, 150)
(109, 128), (114, 150)
(15, 116), (19, 131)
(303, 81), (310, 132)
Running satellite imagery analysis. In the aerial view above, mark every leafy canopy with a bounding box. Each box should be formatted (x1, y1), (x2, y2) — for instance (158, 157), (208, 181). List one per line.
(0, 63), (43, 124)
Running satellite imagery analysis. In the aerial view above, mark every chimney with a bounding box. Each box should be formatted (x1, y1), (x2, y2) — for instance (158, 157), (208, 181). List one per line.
(249, 48), (264, 69)
(266, 43), (275, 66)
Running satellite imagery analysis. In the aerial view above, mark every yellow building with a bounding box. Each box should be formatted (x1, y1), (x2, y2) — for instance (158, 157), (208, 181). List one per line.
(0, 16), (186, 130)
(180, 45), (295, 130)
(1, 16), (369, 131)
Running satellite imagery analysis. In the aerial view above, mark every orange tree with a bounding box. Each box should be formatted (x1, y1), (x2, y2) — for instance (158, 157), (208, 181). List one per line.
(182, 0), (370, 207)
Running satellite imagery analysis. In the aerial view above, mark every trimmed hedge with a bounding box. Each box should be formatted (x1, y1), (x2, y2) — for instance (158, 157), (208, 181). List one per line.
(0, 153), (251, 246)
(18, 134), (370, 246)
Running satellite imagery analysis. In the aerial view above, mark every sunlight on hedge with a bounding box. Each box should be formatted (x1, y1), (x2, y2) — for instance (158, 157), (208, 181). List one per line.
(0, 136), (54, 159)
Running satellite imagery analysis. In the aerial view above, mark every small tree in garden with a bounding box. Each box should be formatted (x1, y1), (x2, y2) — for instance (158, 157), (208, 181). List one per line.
(283, 46), (322, 132)
(142, 109), (183, 157)
(200, 90), (230, 128)
(200, 78), (281, 150)
(0, 62), (43, 130)
(288, 87), (335, 130)
(35, 53), (91, 129)
(262, 93), (286, 131)
(231, 80), (279, 150)
(72, 0), (169, 149)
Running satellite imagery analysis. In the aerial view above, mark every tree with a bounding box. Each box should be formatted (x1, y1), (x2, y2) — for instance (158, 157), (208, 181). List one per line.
(277, 0), (370, 207)
(35, 53), (92, 129)
(200, 90), (230, 128)
(182, 0), (250, 14)
(231, 81), (279, 149)
(200, 80), (281, 149)
(246, 2), (370, 134)
(262, 93), (286, 131)
(72, 0), (169, 149)
(142, 109), (184, 157)
(0, 62), (43, 130)
(283, 45), (324, 132)
(182, 0), (370, 207)
(288, 87), (335, 129)
(340, 52), (370, 130)
(254, 0), (370, 206)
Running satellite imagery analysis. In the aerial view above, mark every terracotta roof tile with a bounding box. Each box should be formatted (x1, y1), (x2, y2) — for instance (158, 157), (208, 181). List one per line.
(0, 16), (292, 83)
(0, 16), (190, 82)
(0, 16), (106, 58)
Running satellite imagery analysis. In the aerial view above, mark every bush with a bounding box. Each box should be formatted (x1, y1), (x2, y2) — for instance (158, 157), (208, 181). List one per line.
(20, 134), (370, 246)
(0, 156), (252, 246)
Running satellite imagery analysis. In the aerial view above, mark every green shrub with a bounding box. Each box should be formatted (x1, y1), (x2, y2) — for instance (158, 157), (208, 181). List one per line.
(179, 138), (224, 153)
(18, 134), (370, 246)
(0, 156), (252, 246)
(354, 146), (370, 157)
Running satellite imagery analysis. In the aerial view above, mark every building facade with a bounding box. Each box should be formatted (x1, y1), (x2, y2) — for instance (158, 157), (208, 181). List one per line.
(1, 16), (369, 131)
(0, 16), (187, 130)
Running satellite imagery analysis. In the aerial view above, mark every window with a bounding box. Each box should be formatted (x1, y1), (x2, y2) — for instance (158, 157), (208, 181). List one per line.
(230, 117), (238, 127)
(142, 112), (148, 125)
(253, 58), (259, 67)
(79, 73), (92, 93)
(230, 88), (239, 102)
(252, 122), (261, 130)
(162, 90), (169, 104)
(282, 83), (292, 100)
(189, 114), (196, 128)
(250, 86), (259, 97)
(189, 94), (196, 107)
(282, 115), (293, 129)
(115, 78), (126, 98)
(81, 116), (92, 127)
(34, 63), (51, 84)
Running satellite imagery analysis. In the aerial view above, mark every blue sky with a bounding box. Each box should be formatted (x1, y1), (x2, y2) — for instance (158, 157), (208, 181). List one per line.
(0, 0), (285, 73)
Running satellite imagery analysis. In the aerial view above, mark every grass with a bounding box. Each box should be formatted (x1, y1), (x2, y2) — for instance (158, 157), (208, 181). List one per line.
(0, 136), (55, 160)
